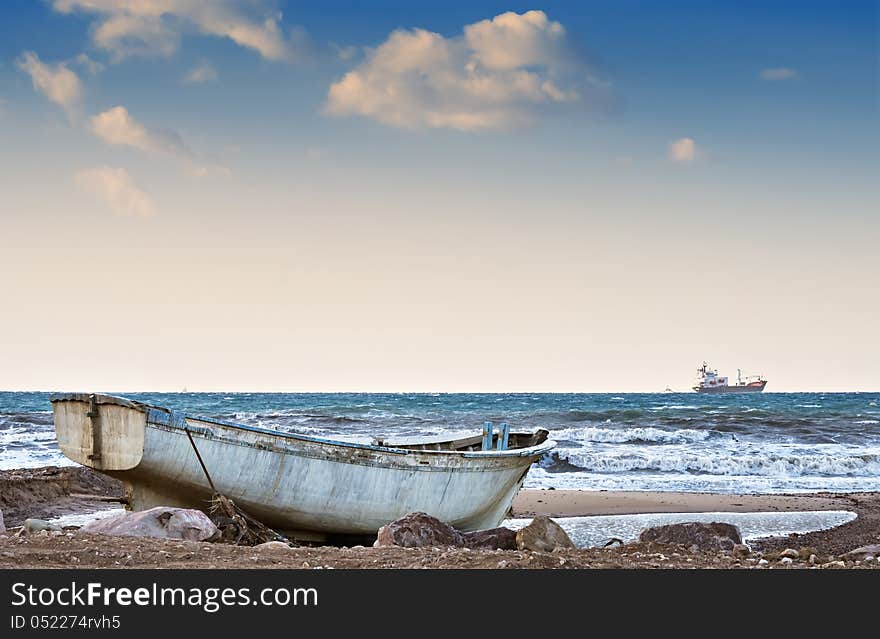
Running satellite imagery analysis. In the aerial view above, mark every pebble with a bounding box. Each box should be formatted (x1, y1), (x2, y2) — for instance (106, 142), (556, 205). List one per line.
(809, 554), (817, 565)
(758, 559), (769, 566)
(779, 557), (793, 565)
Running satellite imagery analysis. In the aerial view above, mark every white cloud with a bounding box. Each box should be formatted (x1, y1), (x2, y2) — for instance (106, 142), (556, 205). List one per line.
(183, 60), (218, 84)
(16, 51), (83, 110)
(90, 105), (226, 176)
(75, 165), (154, 216)
(668, 137), (700, 164)
(325, 10), (590, 131)
(760, 67), (799, 81)
(52, 0), (291, 61)
(90, 105), (191, 157)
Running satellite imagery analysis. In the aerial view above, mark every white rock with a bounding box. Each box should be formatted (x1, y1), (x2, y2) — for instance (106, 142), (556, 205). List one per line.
(779, 557), (793, 565)
(758, 559), (769, 565)
(80, 507), (217, 541)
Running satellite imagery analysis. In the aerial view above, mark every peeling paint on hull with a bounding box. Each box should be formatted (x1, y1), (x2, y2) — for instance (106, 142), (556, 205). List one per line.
(51, 394), (555, 538)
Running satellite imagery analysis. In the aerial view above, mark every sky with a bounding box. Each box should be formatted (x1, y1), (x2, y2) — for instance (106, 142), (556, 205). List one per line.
(0, 1), (877, 392)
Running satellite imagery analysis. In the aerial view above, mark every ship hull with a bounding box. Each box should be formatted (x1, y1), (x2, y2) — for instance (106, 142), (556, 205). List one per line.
(694, 382), (766, 393)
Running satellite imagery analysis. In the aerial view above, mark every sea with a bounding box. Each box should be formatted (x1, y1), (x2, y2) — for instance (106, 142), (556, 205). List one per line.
(2, 392), (879, 494)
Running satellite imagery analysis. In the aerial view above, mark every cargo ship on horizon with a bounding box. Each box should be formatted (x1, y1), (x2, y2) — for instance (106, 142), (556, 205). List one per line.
(693, 362), (767, 393)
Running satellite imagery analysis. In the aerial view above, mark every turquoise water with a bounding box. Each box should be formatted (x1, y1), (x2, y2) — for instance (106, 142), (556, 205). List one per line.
(2, 392), (878, 493)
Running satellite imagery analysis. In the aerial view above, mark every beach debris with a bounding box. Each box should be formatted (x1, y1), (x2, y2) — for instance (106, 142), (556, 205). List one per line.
(515, 515), (576, 552)
(374, 512), (517, 549)
(732, 544), (751, 558)
(603, 537), (625, 548)
(842, 544), (880, 559)
(209, 494), (291, 546)
(18, 519), (63, 535)
(80, 507), (218, 541)
(780, 548), (800, 559)
(638, 522), (742, 551)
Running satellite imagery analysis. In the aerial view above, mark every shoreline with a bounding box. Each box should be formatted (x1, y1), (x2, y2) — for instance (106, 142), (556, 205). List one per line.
(1, 466), (878, 569)
(512, 489), (854, 518)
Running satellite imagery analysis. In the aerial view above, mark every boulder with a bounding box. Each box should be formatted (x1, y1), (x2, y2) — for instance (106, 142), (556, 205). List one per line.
(779, 548), (800, 559)
(80, 507), (218, 542)
(375, 512), (462, 548)
(638, 522), (742, 551)
(515, 516), (576, 552)
(373, 513), (517, 550)
(462, 527), (517, 550)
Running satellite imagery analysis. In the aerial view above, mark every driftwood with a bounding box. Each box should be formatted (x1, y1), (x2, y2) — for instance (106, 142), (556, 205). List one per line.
(209, 493), (292, 546)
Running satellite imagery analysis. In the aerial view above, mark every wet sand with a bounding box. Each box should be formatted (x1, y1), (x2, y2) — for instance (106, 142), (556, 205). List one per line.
(512, 489), (852, 518)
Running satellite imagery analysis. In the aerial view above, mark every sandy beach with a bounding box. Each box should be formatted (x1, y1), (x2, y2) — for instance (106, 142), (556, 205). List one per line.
(1, 466), (878, 569)
(512, 489), (853, 518)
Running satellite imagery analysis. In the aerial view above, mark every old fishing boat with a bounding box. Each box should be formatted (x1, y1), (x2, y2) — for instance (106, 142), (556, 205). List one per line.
(50, 393), (555, 540)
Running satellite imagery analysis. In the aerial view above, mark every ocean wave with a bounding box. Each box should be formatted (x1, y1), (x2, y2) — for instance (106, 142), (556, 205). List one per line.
(0, 413), (54, 428)
(547, 448), (880, 477)
(551, 426), (713, 445)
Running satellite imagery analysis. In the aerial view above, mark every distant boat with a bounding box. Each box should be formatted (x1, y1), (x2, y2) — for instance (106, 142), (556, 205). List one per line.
(50, 393), (555, 541)
(693, 362), (767, 393)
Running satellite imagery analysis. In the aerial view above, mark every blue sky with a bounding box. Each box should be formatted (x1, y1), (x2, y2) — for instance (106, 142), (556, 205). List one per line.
(0, 1), (877, 391)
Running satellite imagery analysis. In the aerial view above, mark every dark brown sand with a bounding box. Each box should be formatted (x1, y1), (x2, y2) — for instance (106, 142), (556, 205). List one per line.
(1, 467), (878, 569)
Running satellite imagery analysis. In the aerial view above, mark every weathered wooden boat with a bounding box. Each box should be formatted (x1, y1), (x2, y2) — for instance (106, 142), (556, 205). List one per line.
(50, 393), (555, 540)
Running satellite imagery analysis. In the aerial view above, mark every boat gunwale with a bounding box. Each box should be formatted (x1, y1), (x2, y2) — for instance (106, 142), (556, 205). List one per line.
(50, 392), (556, 459)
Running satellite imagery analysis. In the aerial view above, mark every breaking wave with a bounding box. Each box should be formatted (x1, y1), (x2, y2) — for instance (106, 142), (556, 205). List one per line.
(550, 426), (713, 445)
(546, 448), (880, 477)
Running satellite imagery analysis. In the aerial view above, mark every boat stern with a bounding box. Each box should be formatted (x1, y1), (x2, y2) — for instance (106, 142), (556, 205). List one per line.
(50, 393), (147, 471)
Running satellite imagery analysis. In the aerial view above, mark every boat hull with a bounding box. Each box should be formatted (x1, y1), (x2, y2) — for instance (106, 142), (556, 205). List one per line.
(51, 394), (554, 539)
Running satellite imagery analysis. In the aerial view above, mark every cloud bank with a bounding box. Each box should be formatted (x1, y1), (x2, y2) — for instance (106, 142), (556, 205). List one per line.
(325, 10), (590, 131)
(53, 0), (292, 61)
